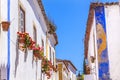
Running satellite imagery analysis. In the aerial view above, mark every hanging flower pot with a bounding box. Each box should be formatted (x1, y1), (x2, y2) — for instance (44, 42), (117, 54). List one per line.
(17, 32), (25, 43)
(38, 54), (43, 60)
(18, 37), (25, 43)
(28, 41), (35, 50)
(28, 44), (33, 50)
(1, 21), (10, 31)
(33, 45), (40, 57)
(39, 48), (44, 59)
(33, 52), (39, 57)
(45, 71), (51, 79)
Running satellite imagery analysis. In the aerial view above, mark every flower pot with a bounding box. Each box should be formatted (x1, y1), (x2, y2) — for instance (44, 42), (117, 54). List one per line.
(33, 53), (39, 58)
(28, 44), (33, 50)
(38, 54), (43, 60)
(18, 37), (25, 43)
(45, 71), (51, 79)
(1, 21), (10, 31)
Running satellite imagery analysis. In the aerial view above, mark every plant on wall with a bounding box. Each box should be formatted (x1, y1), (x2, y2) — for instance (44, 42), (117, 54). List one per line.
(48, 21), (57, 34)
(42, 58), (52, 79)
(32, 44), (44, 59)
(17, 32), (35, 50)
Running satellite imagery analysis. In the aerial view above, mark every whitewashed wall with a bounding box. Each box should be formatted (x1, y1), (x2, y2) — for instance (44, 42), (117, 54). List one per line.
(9, 0), (46, 80)
(84, 74), (94, 80)
(0, 0), (57, 80)
(86, 13), (99, 80)
(67, 64), (76, 80)
(87, 4), (120, 80)
(0, 0), (9, 79)
(1, 0), (56, 79)
(0, 0), (8, 67)
(105, 5), (120, 80)
(87, 23), (96, 80)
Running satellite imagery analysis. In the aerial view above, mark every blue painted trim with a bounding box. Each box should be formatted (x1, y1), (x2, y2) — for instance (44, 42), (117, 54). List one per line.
(7, 0), (10, 79)
(95, 6), (110, 80)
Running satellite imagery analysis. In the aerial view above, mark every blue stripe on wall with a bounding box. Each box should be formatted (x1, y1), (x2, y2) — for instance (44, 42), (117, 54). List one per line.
(7, 0), (10, 79)
(95, 6), (110, 80)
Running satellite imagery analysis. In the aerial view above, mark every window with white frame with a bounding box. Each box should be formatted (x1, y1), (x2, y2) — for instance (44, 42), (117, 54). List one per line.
(19, 6), (25, 32)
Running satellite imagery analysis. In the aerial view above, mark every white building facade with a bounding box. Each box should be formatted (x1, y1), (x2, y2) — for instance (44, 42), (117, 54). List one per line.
(57, 59), (77, 80)
(0, 0), (58, 80)
(84, 2), (120, 80)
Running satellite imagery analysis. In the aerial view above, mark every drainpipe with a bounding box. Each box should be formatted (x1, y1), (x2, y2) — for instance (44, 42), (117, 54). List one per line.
(7, 0), (10, 79)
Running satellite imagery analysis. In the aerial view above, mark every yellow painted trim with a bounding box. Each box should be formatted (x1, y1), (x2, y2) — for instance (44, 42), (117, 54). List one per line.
(46, 33), (49, 59)
(58, 64), (62, 80)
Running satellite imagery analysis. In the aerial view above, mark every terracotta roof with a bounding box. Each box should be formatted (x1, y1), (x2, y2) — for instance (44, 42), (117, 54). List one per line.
(37, 0), (58, 46)
(56, 59), (70, 72)
(57, 59), (77, 71)
(64, 60), (77, 71)
(84, 2), (119, 59)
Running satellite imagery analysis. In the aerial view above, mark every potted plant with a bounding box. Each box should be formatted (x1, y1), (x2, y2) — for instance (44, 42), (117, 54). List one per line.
(39, 47), (44, 59)
(48, 21), (56, 34)
(32, 44), (44, 60)
(17, 32), (35, 50)
(42, 58), (53, 79)
(24, 33), (33, 48)
(1, 21), (10, 31)
(33, 44), (40, 58)
(17, 32), (25, 43)
(28, 40), (35, 50)
(17, 32), (26, 51)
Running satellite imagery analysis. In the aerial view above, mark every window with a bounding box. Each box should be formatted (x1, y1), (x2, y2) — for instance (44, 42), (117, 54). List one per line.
(42, 40), (44, 55)
(19, 6), (25, 32)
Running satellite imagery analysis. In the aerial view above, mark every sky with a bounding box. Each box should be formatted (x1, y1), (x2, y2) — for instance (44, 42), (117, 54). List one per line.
(42, 0), (118, 74)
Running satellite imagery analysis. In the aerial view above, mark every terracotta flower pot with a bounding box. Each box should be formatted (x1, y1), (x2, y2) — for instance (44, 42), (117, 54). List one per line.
(1, 21), (10, 31)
